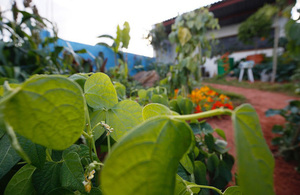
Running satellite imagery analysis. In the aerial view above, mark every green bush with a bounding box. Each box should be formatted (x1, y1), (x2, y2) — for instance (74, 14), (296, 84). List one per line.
(266, 100), (300, 170)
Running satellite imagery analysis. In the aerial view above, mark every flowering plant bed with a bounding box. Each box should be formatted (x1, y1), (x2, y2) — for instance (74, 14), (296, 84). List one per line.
(189, 86), (234, 113)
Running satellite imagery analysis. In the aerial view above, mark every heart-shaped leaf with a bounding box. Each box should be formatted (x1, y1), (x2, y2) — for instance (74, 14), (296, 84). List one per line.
(178, 27), (192, 46)
(101, 116), (193, 195)
(33, 162), (62, 194)
(84, 73), (118, 110)
(61, 152), (85, 191)
(106, 100), (143, 141)
(18, 135), (46, 169)
(3, 75), (85, 150)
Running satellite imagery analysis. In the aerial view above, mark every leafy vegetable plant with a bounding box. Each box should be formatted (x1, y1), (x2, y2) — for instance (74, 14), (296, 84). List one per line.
(266, 100), (300, 169)
(0, 72), (274, 195)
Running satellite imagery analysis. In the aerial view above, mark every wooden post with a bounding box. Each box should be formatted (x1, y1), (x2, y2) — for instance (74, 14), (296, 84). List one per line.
(271, 15), (280, 83)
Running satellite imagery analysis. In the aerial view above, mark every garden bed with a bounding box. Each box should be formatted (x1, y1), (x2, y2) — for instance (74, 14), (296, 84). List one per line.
(206, 83), (300, 195)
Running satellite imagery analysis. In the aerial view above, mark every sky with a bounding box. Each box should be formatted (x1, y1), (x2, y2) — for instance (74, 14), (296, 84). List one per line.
(1, 0), (299, 57)
(1, 0), (221, 57)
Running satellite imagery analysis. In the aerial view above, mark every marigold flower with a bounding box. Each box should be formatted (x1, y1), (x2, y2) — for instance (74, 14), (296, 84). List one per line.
(219, 94), (229, 102)
(189, 86), (234, 112)
(224, 103), (234, 110)
(212, 101), (223, 110)
(195, 105), (201, 113)
(207, 96), (213, 103)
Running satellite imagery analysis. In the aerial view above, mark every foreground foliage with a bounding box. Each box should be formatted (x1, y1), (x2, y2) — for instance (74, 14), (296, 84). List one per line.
(0, 73), (274, 194)
(0, 1), (105, 83)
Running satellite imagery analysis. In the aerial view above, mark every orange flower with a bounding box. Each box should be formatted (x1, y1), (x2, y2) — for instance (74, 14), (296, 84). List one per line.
(219, 94), (228, 102)
(195, 105), (201, 113)
(174, 89), (179, 99)
(189, 86), (234, 112)
(211, 101), (223, 110)
(224, 103), (234, 110)
(207, 96), (213, 103)
(207, 90), (217, 96)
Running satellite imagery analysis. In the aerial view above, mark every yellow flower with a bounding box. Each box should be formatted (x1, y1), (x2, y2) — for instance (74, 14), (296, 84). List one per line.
(219, 94), (228, 102)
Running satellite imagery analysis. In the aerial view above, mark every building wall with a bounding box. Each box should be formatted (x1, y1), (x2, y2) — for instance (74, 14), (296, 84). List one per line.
(210, 17), (287, 39)
(56, 39), (155, 76)
(204, 48), (285, 77)
(41, 30), (155, 76)
(154, 17), (288, 77)
(203, 17), (287, 77)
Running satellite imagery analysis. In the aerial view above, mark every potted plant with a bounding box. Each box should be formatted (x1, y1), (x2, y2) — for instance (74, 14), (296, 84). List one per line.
(217, 52), (234, 75)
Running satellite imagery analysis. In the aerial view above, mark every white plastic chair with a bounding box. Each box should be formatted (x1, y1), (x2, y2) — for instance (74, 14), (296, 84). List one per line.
(238, 60), (255, 82)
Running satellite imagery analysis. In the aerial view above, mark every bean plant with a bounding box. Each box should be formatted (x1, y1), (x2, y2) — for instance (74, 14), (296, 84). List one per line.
(167, 7), (219, 94)
(0, 72), (274, 195)
(266, 100), (300, 170)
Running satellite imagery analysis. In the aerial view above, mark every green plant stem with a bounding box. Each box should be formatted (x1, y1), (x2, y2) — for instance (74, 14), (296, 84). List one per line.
(190, 173), (195, 183)
(172, 107), (233, 121)
(188, 185), (223, 195)
(107, 134), (111, 154)
(46, 148), (53, 162)
(85, 106), (97, 161)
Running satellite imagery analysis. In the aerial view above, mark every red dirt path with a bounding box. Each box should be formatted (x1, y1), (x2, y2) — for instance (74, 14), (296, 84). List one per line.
(205, 83), (300, 195)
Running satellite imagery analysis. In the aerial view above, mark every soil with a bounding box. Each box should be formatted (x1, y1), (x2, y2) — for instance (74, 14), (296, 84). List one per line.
(205, 83), (300, 195)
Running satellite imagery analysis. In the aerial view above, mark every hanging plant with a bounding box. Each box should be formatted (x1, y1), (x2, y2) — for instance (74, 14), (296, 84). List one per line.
(238, 4), (278, 49)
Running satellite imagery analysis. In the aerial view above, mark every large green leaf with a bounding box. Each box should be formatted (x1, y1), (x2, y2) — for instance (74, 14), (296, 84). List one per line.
(2, 75), (86, 150)
(84, 73), (118, 110)
(151, 94), (169, 107)
(101, 116), (193, 195)
(232, 104), (274, 195)
(18, 135), (46, 169)
(177, 96), (194, 115)
(32, 161), (62, 194)
(90, 109), (106, 141)
(179, 152), (194, 174)
(61, 152), (85, 191)
(121, 21), (130, 49)
(0, 134), (21, 179)
(106, 100), (143, 141)
(138, 89), (147, 100)
(4, 164), (36, 195)
(178, 27), (192, 46)
(142, 103), (172, 120)
(207, 153), (219, 173)
(194, 161), (208, 185)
